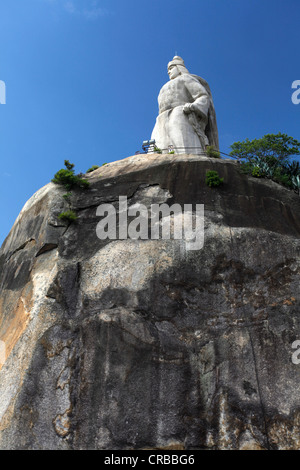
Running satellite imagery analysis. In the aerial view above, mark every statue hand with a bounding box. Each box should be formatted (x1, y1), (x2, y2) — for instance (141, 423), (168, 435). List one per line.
(183, 103), (194, 114)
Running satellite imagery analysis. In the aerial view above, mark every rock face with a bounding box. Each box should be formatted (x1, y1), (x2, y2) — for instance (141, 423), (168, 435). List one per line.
(0, 153), (300, 450)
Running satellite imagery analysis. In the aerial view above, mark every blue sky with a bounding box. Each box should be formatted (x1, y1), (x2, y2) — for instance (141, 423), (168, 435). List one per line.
(0, 0), (299, 244)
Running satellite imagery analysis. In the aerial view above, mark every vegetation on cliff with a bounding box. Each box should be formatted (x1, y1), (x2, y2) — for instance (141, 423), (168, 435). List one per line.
(52, 160), (90, 191)
(205, 170), (224, 187)
(52, 160), (90, 223)
(230, 133), (300, 193)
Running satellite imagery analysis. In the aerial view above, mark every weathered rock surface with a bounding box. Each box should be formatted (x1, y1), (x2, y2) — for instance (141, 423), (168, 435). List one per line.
(0, 153), (299, 450)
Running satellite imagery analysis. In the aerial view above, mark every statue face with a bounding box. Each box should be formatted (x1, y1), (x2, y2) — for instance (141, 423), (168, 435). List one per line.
(168, 64), (180, 80)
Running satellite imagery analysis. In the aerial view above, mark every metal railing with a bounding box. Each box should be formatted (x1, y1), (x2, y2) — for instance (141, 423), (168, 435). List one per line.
(136, 145), (239, 160)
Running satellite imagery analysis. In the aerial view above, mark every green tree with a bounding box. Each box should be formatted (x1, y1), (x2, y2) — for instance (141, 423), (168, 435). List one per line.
(64, 160), (75, 171)
(52, 160), (90, 191)
(229, 133), (300, 164)
(230, 133), (300, 192)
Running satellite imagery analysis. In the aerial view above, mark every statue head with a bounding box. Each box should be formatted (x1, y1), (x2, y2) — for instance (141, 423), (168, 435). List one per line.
(167, 56), (189, 80)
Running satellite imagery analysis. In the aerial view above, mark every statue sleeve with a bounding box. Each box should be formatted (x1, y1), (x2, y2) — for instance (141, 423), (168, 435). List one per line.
(185, 77), (210, 118)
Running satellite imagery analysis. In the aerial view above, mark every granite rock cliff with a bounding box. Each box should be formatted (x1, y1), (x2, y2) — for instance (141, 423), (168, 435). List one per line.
(0, 153), (299, 450)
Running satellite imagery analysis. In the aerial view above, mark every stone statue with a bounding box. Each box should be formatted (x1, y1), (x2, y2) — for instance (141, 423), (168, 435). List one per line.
(151, 56), (219, 154)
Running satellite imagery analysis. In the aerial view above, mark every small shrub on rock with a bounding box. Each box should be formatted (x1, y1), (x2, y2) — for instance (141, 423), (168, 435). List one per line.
(252, 166), (263, 178)
(205, 170), (224, 187)
(86, 165), (100, 173)
(206, 146), (221, 158)
(58, 210), (78, 223)
(52, 160), (90, 191)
